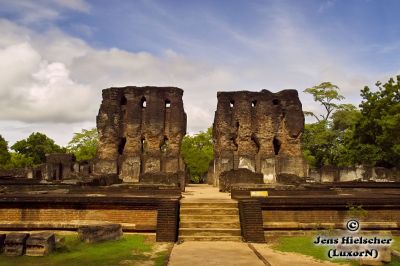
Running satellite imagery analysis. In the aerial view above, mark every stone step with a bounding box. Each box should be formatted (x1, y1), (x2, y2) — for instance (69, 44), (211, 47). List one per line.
(180, 221), (240, 229)
(179, 228), (241, 237)
(180, 215), (240, 222)
(180, 202), (237, 209)
(179, 236), (242, 242)
(180, 208), (238, 215)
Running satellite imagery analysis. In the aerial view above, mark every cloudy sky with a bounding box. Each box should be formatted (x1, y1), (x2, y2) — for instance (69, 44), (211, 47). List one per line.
(0, 0), (399, 146)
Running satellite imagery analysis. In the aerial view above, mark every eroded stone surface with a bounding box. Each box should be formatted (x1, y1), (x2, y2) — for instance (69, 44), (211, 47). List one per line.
(44, 153), (75, 181)
(219, 168), (263, 192)
(0, 233), (5, 253)
(78, 223), (123, 243)
(4, 233), (29, 256)
(94, 86), (187, 186)
(212, 90), (307, 185)
(26, 232), (55, 256)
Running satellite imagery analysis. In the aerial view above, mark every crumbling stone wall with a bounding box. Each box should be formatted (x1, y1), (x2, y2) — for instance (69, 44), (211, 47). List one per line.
(95, 86), (187, 183)
(212, 89), (307, 185)
(44, 154), (75, 181)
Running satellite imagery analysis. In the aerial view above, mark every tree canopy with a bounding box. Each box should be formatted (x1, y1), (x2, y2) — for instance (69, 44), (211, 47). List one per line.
(67, 128), (99, 161)
(6, 153), (34, 169)
(304, 82), (344, 122)
(351, 76), (400, 167)
(181, 127), (214, 183)
(11, 132), (65, 165)
(302, 76), (400, 168)
(0, 134), (11, 169)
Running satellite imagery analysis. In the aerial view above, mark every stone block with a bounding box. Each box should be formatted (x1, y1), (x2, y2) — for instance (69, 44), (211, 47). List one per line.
(0, 233), (5, 253)
(26, 232), (56, 256)
(78, 224), (123, 243)
(4, 233), (29, 256)
(276, 173), (306, 185)
(121, 156), (141, 182)
(219, 168), (263, 192)
(139, 172), (179, 186)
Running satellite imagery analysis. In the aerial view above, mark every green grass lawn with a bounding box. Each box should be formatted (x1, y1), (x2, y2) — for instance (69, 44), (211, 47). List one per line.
(393, 236), (400, 252)
(0, 234), (168, 266)
(271, 235), (343, 263)
(271, 235), (400, 266)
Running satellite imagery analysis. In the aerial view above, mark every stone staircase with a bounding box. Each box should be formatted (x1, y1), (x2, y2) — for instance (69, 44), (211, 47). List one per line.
(178, 200), (242, 241)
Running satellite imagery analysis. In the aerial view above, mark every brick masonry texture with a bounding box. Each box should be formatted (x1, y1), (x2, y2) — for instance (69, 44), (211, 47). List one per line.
(95, 86), (187, 184)
(212, 90), (307, 186)
(0, 207), (157, 230)
(238, 200), (265, 243)
(262, 209), (400, 223)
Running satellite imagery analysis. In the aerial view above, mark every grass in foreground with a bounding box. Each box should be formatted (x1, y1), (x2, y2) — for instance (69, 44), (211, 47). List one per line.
(271, 235), (341, 263)
(0, 234), (167, 266)
(271, 235), (400, 266)
(393, 236), (400, 252)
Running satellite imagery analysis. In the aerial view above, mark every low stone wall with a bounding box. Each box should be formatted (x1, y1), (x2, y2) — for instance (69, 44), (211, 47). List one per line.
(310, 166), (400, 182)
(0, 194), (181, 242)
(0, 168), (30, 178)
(262, 209), (400, 225)
(0, 207), (157, 231)
(232, 185), (400, 241)
(260, 196), (400, 238)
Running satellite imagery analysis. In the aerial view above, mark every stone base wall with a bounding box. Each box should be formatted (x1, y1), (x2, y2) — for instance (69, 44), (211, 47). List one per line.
(0, 168), (30, 178)
(310, 166), (400, 183)
(0, 207), (157, 231)
(262, 209), (400, 224)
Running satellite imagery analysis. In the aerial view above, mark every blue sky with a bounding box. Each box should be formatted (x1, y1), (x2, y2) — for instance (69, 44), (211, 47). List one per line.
(0, 0), (399, 146)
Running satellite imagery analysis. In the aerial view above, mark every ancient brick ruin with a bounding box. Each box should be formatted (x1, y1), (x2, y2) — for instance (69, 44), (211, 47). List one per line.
(44, 153), (74, 180)
(95, 86), (187, 184)
(212, 89), (307, 185)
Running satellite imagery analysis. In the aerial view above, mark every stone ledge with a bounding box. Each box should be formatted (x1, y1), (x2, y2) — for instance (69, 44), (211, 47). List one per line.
(263, 222), (399, 230)
(0, 221), (156, 232)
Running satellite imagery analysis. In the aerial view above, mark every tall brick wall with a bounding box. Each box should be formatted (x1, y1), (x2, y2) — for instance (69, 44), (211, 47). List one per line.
(212, 90), (307, 186)
(95, 86), (187, 184)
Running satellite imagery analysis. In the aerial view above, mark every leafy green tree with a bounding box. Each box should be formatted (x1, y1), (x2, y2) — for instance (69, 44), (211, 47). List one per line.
(304, 82), (345, 122)
(0, 134), (11, 169)
(303, 76), (400, 168)
(301, 81), (363, 168)
(329, 104), (362, 167)
(302, 121), (336, 167)
(6, 153), (34, 169)
(67, 128), (98, 161)
(181, 127), (214, 183)
(331, 104), (361, 132)
(302, 82), (346, 168)
(11, 132), (65, 165)
(302, 104), (363, 168)
(351, 76), (400, 167)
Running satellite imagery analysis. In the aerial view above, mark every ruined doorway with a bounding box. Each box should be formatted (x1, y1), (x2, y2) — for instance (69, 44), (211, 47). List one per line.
(59, 163), (63, 180)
